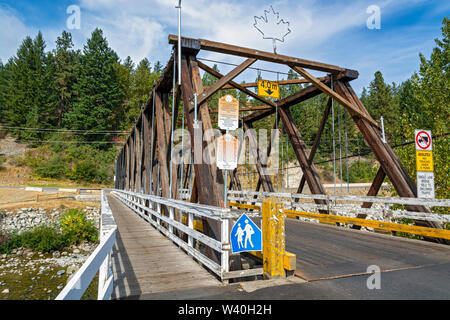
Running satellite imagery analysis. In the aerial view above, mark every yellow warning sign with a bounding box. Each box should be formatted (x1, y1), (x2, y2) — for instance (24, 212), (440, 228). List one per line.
(416, 151), (434, 172)
(257, 80), (280, 99)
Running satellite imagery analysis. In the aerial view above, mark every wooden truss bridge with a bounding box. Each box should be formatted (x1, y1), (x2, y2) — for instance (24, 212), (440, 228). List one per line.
(114, 34), (445, 235)
(54, 35), (450, 300)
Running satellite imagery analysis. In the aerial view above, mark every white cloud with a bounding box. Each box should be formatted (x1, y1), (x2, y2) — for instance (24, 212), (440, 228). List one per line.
(0, 6), (35, 63)
(0, 0), (441, 95)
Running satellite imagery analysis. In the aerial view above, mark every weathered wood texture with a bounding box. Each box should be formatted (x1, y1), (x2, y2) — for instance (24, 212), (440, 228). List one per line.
(108, 195), (220, 299)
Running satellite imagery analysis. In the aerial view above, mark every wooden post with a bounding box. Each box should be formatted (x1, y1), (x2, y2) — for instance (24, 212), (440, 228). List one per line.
(262, 198), (285, 279)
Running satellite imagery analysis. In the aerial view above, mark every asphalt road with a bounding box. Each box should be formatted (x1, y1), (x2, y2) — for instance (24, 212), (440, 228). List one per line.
(138, 219), (450, 300)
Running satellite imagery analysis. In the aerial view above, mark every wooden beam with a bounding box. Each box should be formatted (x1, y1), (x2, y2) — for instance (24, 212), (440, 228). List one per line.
(243, 80), (327, 124)
(169, 34), (346, 73)
(179, 54), (221, 207)
(277, 105), (327, 205)
(289, 65), (380, 129)
(297, 97), (332, 195)
(209, 77), (321, 90)
(196, 58), (257, 107)
(190, 57), (225, 198)
(197, 60), (277, 108)
(154, 91), (171, 199)
(243, 122), (274, 192)
(334, 81), (444, 236)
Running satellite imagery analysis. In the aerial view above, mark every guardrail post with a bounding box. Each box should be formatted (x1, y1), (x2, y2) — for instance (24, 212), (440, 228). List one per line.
(188, 212), (194, 248)
(262, 198), (286, 279)
(169, 207), (174, 234)
(221, 218), (230, 283)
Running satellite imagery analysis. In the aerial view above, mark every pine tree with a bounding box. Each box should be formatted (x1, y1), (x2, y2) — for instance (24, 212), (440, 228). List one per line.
(4, 32), (56, 141)
(0, 61), (5, 122)
(153, 61), (163, 76)
(365, 71), (398, 138)
(54, 31), (79, 128)
(64, 28), (122, 146)
(116, 56), (134, 130)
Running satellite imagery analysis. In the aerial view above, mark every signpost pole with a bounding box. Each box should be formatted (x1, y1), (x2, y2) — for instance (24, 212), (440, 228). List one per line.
(224, 130), (229, 208)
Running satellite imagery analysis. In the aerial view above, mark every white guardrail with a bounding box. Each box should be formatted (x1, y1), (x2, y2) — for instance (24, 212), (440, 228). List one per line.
(111, 189), (263, 281)
(227, 190), (450, 223)
(56, 190), (117, 300)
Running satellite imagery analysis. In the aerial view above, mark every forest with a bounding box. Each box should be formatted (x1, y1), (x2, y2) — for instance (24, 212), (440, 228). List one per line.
(0, 18), (448, 199)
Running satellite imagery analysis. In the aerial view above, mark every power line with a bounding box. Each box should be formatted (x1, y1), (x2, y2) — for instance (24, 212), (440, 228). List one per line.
(13, 140), (122, 144)
(197, 58), (293, 77)
(241, 132), (450, 175)
(0, 125), (127, 134)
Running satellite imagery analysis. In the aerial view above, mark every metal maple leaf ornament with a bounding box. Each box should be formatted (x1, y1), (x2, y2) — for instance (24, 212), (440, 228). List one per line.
(253, 5), (291, 54)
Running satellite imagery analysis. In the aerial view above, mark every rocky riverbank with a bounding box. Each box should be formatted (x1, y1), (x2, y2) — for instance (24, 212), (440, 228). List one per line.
(0, 205), (100, 300)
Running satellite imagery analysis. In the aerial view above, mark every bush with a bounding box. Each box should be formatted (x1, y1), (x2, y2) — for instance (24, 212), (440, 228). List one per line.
(0, 208), (99, 253)
(20, 224), (68, 252)
(34, 154), (69, 179)
(0, 225), (68, 253)
(60, 209), (98, 244)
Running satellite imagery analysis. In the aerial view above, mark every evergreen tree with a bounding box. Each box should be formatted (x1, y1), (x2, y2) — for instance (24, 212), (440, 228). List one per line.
(153, 61), (163, 76)
(4, 32), (56, 141)
(396, 18), (449, 199)
(64, 28), (122, 145)
(54, 31), (79, 128)
(364, 71), (398, 138)
(116, 56), (134, 130)
(125, 58), (158, 128)
(0, 61), (5, 122)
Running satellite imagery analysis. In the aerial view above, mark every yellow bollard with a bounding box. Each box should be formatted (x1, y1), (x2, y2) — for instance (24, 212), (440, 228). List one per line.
(262, 198), (286, 279)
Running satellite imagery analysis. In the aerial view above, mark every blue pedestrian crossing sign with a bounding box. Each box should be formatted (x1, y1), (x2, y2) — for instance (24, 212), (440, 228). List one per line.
(230, 213), (262, 254)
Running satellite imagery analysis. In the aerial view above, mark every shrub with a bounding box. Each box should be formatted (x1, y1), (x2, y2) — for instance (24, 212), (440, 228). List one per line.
(60, 209), (98, 244)
(34, 154), (69, 179)
(20, 224), (68, 252)
(0, 225), (68, 253)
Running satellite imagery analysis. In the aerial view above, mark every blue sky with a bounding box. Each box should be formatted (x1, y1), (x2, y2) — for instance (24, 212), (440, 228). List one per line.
(0, 0), (448, 94)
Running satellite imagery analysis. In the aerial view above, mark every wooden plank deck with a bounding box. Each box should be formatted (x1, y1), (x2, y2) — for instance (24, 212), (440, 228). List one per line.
(107, 195), (222, 299)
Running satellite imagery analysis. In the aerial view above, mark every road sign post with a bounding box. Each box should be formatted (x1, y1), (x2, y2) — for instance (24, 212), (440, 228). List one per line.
(415, 130), (435, 199)
(217, 95), (239, 207)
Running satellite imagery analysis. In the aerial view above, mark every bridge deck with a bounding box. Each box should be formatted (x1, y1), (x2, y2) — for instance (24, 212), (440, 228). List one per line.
(286, 218), (450, 281)
(107, 195), (222, 299)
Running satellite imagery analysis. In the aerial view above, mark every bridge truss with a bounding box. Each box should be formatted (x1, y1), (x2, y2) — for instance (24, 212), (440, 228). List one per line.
(114, 35), (446, 246)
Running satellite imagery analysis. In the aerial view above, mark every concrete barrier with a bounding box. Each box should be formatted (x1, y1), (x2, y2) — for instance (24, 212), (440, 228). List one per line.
(25, 187), (43, 192)
(75, 195), (101, 202)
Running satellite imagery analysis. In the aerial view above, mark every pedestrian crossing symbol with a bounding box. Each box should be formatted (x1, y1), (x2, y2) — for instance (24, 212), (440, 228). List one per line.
(230, 213), (262, 254)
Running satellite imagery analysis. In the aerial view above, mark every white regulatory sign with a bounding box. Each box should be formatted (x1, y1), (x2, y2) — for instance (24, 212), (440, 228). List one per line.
(218, 95), (239, 131)
(417, 171), (435, 199)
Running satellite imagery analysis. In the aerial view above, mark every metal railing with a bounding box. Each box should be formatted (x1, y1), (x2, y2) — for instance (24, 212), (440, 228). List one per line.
(56, 190), (117, 300)
(111, 189), (263, 281)
(228, 190), (450, 223)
